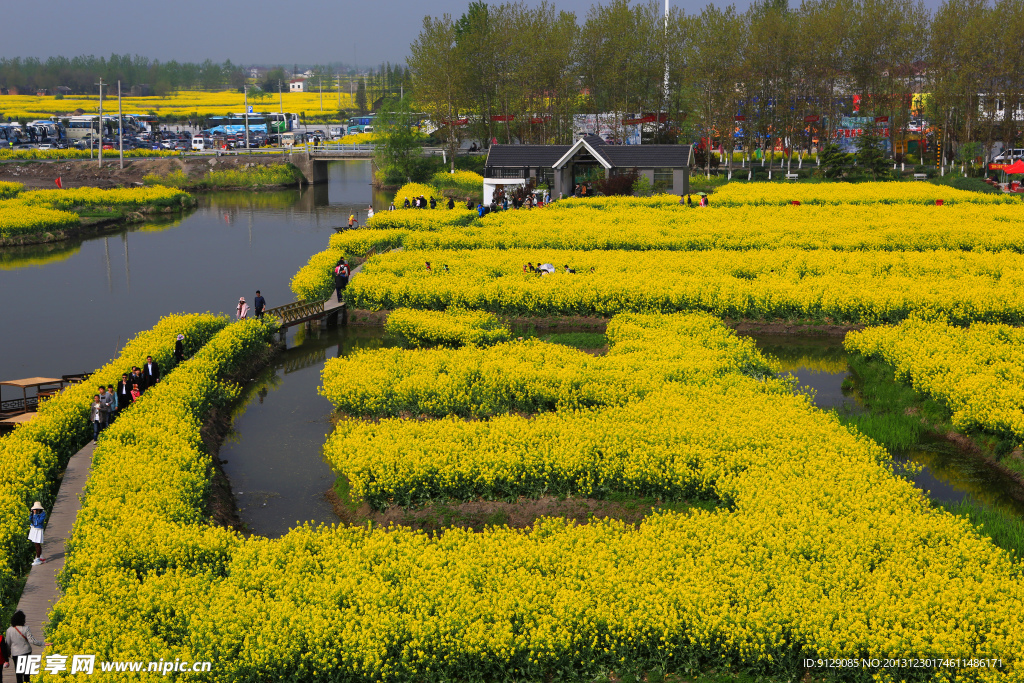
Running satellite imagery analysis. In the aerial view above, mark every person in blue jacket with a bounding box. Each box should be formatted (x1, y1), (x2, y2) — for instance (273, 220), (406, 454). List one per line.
(28, 502), (46, 566)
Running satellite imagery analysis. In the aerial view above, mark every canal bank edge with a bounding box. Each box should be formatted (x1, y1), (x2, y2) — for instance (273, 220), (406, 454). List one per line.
(201, 338), (283, 534)
(0, 155), (306, 190)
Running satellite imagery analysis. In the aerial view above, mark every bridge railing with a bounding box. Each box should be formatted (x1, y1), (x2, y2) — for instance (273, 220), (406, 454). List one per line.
(307, 143), (376, 154)
(264, 299), (327, 326)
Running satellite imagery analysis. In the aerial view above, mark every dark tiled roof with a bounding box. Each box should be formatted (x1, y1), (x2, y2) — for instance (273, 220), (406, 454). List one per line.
(485, 144), (570, 167)
(485, 143), (692, 169)
(577, 135), (612, 165)
(602, 145), (692, 168)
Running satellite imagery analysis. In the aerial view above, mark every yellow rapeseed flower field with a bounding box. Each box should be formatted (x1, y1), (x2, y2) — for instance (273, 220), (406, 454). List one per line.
(0, 90), (354, 119)
(847, 318), (1024, 441)
(713, 180), (1017, 205)
(39, 311), (1024, 680)
(344, 247), (1024, 324)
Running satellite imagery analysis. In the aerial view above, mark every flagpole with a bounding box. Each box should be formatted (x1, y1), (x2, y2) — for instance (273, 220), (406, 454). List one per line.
(244, 85), (250, 155)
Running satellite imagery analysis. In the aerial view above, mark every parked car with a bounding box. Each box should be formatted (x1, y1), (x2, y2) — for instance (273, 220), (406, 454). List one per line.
(993, 148), (1024, 162)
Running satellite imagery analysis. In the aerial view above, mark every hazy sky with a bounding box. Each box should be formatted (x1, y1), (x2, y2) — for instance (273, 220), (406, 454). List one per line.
(3, 0), (944, 68)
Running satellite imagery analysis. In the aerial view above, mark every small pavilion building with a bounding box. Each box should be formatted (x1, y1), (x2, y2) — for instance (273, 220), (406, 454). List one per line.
(482, 135), (692, 203)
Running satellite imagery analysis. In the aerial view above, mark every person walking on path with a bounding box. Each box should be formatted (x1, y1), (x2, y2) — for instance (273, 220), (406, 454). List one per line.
(253, 291), (266, 320)
(174, 334), (185, 364)
(7, 610), (49, 682)
(28, 502), (46, 566)
(98, 386), (114, 429)
(236, 297), (249, 320)
(367, 205), (374, 220)
(105, 384), (118, 424)
(116, 373), (132, 409)
(333, 259), (350, 303)
(143, 355), (160, 388)
(90, 394), (105, 442)
(131, 367), (145, 395)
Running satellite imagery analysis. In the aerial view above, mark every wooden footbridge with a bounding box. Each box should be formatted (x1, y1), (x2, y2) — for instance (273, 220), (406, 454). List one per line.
(263, 296), (347, 331)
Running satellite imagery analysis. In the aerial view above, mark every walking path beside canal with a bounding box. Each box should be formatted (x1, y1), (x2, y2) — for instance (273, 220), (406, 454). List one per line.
(2, 442), (94, 683)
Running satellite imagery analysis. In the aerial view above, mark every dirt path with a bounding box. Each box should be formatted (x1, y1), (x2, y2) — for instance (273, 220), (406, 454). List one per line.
(0, 154), (299, 189)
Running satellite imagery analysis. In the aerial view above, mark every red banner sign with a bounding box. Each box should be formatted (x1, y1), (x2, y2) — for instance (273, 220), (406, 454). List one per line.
(491, 114), (515, 122)
(528, 117), (551, 124)
(441, 119), (468, 126)
(874, 116), (890, 123)
(990, 163), (1012, 171)
(803, 115), (820, 123)
(734, 115), (746, 121)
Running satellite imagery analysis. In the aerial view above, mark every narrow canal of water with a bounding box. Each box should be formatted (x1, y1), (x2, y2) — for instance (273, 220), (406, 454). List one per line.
(751, 334), (1024, 518)
(0, 160), (379, 381)
(219, 325), (389, 537)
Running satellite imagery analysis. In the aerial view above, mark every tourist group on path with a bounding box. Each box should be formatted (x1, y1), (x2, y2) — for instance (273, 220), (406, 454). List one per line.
(90, 353), (161, 443)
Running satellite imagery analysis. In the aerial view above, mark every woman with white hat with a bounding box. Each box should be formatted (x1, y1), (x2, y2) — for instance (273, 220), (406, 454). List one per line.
(236, 297), (249, 320)
(28, 502), (45, 566)
(174, 333), (185, 364)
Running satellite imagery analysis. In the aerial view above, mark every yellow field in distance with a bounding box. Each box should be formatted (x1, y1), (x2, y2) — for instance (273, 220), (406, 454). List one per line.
(0, 90), (355, 119)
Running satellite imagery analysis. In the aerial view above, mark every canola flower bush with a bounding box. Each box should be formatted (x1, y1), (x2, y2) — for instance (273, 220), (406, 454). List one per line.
(430, 169), (485, 198)
(322, 311), (779, 419)
(0, 313), (226, 619)
(846, 318), (1024, 441)
(338, 132), (377, 144)
(341, 203), (1024, 254)
(324, 312), (786, 506)
(714, 180), (1017, 206)
(364, 207), (474, 232)
(0, 181), (23, 198)
(0, 201), (79, 239)
(393, 182), (445, 206)
(18, 186), (193, 211)
(0, 90), (354, 120)
(347, 247), (1024, 324)
(385, 307), (512, 348)
(42, 312), (1024, 681)
(0, 148), (179, 161)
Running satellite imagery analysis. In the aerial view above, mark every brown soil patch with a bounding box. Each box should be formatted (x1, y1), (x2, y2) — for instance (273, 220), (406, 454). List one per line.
(0, 154), (299, 190)
(327, 488), (702, 533)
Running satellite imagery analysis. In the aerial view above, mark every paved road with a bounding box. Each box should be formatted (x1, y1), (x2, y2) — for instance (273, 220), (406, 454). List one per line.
(2, 442), (94, 683)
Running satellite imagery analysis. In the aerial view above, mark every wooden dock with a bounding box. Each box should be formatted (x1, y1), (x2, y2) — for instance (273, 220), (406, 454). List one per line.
(2, 442), (94, 682)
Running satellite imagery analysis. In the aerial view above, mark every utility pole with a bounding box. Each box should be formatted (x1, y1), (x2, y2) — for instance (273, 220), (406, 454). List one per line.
(118, 80), (124, 169)
(320, 75), (323, 113)
(244, 85), (251, 155)
(96, 78), (105, 168)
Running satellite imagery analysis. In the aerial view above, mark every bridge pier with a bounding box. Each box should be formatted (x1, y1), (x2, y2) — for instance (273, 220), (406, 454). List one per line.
(292, 157), (330, 185)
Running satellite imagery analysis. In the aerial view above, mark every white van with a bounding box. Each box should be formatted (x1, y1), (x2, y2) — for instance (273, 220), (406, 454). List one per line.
(328, 125), (344, 139)
(993, 148), (1024, 162)
(191, 137), (210, 152)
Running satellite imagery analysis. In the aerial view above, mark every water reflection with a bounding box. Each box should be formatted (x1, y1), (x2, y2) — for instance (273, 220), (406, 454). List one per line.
(0, 161), (373, 381)
(219, 325), (389, 538)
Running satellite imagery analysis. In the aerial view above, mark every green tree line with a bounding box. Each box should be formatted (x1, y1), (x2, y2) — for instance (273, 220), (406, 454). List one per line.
(409, 0), (1024, 171)
(0, 55), (249, 96)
